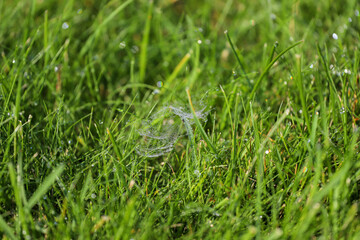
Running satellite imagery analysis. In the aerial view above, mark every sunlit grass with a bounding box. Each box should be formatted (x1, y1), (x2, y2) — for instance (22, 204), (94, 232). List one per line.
(0, 0), (359, 239)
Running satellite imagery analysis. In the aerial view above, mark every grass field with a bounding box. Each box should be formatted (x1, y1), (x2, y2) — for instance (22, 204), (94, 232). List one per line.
(0, 0), (360, 239)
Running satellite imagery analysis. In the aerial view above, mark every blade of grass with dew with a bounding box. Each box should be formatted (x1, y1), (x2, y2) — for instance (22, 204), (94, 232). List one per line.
(26, 164), (65, 209)
(139, 0), (153, 82)
(107, 127), (129, 181)
(250, 101), (264, 237)
(247, 41), (303, 107)
(294, 54), (311, 132)
(316, 44), (342, 107)
(162, 52), (191, 94)
(240, 108), (290, 191)
(80, 0), (134, 56)
(225, 30), (251, 87)
(8, 163), (29, 236)
(186, 89), (217, 155)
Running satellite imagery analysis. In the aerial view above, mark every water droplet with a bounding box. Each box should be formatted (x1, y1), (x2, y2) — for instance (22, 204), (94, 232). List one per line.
(62, 22), (69, 30)
(344, 69), (351, 75)
(232, 70), (238, 77)
(54, 66), (59, 72)
(131, 45), (139, 53)
(340, 107), (345, 114)
(265, 150), (270, 155)
(12, 59), (16, 64)
(156, 81), (163, 88)
(99, 120), (103, 125)
(77, 9), (83, 14)
(355, 10), (359, 16)
(284, 81), (287, 85)
(270, 13), (276, 20)
(198, 27), (203, 32)
(194, 170), (201, 177)
(299, 110), (302, 114)
(329, 64), (334, 70)
(332, 33), (338, 40)
(119, 41), (126, 49)
(205, 39), (211, 45)
(309, 64), (313, 69)
(153, 89), (160, 95)
(197, 39), (202, 44)
(307, 139), (311, 143)
(91, 193), (96, 199)
(43, 196), (47, 200)
(224, 30), (228, 34)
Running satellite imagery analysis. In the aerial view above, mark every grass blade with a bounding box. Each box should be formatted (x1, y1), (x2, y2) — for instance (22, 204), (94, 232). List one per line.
(0, 215), (16, 240)
(139, 0), (153, 82)
(225, 30), (251, 87)
(26, 164), (65, 209)
(248, 40), (303, 104)
(186, 89), (217, 155)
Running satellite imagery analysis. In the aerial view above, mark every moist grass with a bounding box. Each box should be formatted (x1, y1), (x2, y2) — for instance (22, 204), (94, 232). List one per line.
(0, 0), (360, 239)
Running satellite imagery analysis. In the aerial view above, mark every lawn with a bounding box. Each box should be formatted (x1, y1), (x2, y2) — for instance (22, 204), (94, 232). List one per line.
(0, 0), (359, 239)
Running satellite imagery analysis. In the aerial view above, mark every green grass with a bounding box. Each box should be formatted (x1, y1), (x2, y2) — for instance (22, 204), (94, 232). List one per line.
(0, 0), (359, 239)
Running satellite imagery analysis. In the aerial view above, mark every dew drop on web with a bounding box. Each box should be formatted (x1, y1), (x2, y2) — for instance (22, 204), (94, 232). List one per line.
(136, 94), (209, 157)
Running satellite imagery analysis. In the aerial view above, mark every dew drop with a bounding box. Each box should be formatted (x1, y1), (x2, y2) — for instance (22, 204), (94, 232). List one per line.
(197, 39), (202, 44)
(348, 17), (352, 22)
(131, 45), (139, 53)
(309, 64), (313, 69)
(332, 33), (338, 40)
(194, 170), (201, 177)
(153, 89), (160, 95)
(119, 41), (126, 49)
(355, 10), (359, 16)
(156, 81), (163, 88)
(54, 66), (59, 72)
(339, 107), (345, 114)
(12, 59), (16, 64)
(344, 69), (351, 75)
(62, 22), (69, 30)
(91, 193), (96, 199)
